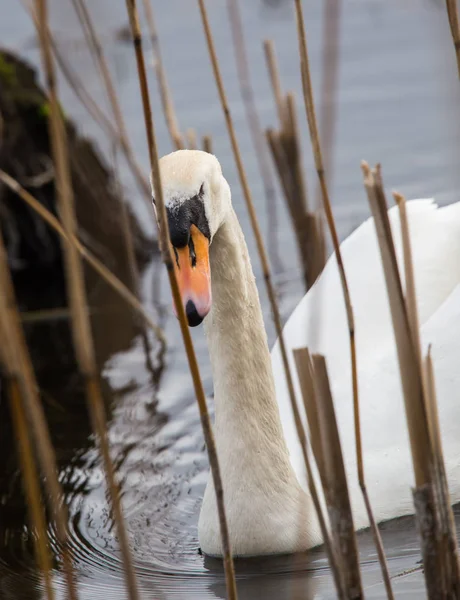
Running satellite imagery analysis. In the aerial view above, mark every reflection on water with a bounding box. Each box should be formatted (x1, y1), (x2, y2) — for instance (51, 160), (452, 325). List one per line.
(1, 0), (460, 598)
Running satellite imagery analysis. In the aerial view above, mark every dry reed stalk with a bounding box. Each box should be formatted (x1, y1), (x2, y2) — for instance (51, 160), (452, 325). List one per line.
(314, 0), (341, 212)
(34, 2), (140, 597)
(141, 0), (184, 150)
(424, 350), (460, 594)
(361, 163), (450, 595)
(263, 39), (285, 126)
(284, 93), (308, 212)
(395, 200), (458, 592)
(446, 0), (460, 79)
(123, 2), (237, 597)
(263, 39), (325, 289)
(311, 354), (363, 599)
(227, 0), (283, 273)
(265, 129), (291, 203)
(71, 0), (157, 374)
(202, 134), (213, 154)
(294, 0), (358, 479)
(0, 169), (166, 349)
(71, 0), (133, 158)
(285, 92), (325, 288)
(293, 349), (324, 479)
(0, 230), (78, 599)
(186, 128), (198, 149)
(394, 192), (423, 371)
(293, 348), (346, 600)
(361, 163), (432, 485)
(394, 197), (452, 588)
(22, 0), (154, 213)
(294, 4), (394, 595)
(7, 377), (55, 600)
(267, 116), (325, 290)
(412, 484), (444, 598)
(111, 146), (159, 380)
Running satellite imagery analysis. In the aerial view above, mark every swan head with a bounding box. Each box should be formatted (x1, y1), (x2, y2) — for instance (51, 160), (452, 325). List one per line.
(153, 149), (231, 327)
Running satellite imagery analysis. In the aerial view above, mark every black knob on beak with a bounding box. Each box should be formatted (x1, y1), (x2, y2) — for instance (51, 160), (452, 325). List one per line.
(185, 300), (203, 327)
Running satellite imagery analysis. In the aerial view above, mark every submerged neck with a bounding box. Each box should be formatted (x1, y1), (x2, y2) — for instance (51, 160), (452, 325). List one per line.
(204, 208), (290, 464)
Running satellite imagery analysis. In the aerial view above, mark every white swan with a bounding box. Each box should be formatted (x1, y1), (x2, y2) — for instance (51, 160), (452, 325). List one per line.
(156, 149), (460, 558)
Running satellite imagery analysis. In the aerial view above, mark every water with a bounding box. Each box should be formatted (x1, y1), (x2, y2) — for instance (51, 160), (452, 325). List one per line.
(1, 0), (460, 598)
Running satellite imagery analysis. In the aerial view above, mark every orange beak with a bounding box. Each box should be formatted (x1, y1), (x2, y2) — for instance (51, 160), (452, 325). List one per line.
(171, 224), (212, 327)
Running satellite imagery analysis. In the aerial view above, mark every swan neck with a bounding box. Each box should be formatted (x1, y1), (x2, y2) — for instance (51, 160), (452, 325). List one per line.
(205, 209), (288, 447)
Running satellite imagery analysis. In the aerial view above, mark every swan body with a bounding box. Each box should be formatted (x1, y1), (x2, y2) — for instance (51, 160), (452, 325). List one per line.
(156, 149), (460, 558)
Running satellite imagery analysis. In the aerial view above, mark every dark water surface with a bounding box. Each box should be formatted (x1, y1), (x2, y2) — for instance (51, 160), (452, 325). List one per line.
(1, 0), (460, 598)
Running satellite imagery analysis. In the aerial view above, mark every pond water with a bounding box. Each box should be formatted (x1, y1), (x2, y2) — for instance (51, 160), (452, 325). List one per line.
(1, 0), (460, 598)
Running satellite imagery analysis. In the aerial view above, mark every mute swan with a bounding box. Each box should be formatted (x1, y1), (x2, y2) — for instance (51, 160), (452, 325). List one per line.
(156, 149), (460, 558)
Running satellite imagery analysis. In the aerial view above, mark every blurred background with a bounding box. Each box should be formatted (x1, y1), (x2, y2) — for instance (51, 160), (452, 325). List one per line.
(1, 0), (460, 598)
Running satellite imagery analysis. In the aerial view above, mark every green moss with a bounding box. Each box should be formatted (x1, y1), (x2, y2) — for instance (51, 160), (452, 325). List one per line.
(38, 102), (51, 119)
(0, 54), (17, 87)
(37, 101), (66, 121)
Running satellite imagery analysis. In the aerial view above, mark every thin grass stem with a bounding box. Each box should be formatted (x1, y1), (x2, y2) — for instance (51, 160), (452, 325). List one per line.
(294, 4), (394, 594)
(0, 229), (78, 599)
(142, 0), (184, 150)
(34, 2), (140, 596)
(21, 0), (154, 217)
(227, 0), (283, 273)
(123, 2), (237, 597)
(7, 378), (55, 600)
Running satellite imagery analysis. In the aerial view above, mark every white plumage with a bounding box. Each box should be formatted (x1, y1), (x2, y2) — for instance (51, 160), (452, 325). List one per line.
(272, 199), (460, 530)
(158, 150), (460, 557)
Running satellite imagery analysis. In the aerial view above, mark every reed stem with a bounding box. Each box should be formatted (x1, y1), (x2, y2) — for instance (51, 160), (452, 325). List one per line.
(364, 164), (460, 596)
(314, 0), (341, 212)
(7, 377), (55, 600)
(446, 0), (460, 79)
(202, 134), (213, 154)
(293, 348), (346, 599)
(263, 39), (285, 126)
(312, 353), (363, 599)
(424, 349), (460, 593)
(22, 0), (154, 216)
(72, 0), (158, 376)
(394, 192), (423, 376)
(186, 128), (198, 149)
(34, 2), (140, 597)
(294, 0), (358, 476)
(0, 229), (78, 599)
(294, 4), (394, 594)
(227, 0), (283, 273)
(264, 40), (327, 289)
(361, 163), (432, 486)
(142, 0), (184, 150)
(123, 1), (237, 597)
